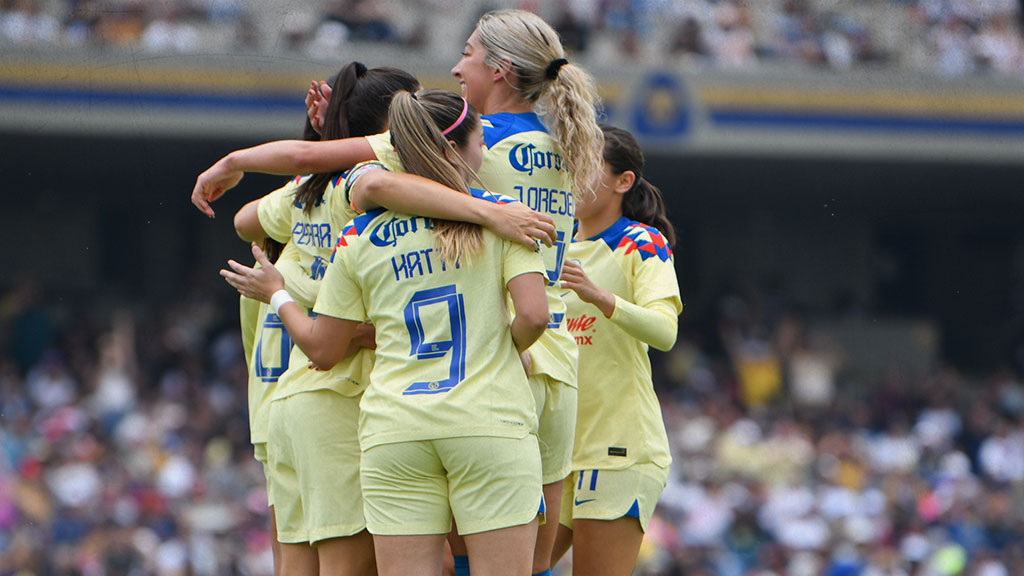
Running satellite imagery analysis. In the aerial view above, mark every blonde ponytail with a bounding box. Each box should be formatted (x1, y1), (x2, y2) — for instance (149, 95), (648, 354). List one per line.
(475, 9), (604, 199)
(388, 90), (483, 265)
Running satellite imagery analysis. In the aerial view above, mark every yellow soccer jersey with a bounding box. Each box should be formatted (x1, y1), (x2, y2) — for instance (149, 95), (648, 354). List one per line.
(254, 176), (374, 403)
(564, 217), (682, 471)
(314, 204), (545, 450)
(247, 242), (317, 445)
(240, 295), (260, 366)
(368, 115), (578, 387)
(366, 132), (401, 172)
(257, 174), (354, 288)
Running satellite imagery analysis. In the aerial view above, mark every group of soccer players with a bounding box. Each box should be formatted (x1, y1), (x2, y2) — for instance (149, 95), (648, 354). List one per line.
(191, 9), (681, 576)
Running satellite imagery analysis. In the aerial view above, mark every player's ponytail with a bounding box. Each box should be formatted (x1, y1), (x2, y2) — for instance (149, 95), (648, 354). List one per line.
(295, 63), (419, 214)
(474, 9), (604, 200)
(601, 125), (676, 246)
(388, 89), (483, 265)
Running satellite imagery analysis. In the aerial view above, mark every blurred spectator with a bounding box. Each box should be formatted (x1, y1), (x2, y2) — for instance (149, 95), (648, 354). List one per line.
(62, 0), (101, 46)
(140, 4), (201, 53)
(972, 11), (1024, 73)
(0, 0), (1021, 80)
(707, 1), (758, 68)
(669, 15), (709, 63)
(94, 0), (146, 47)
(322, 0), (400, 42)
(771, 0), (827, 65)
(1, 0), (59, 45)
(931, 16), (978, 76)
(1, 274), (53, 374)
(552, 0), (594, 54)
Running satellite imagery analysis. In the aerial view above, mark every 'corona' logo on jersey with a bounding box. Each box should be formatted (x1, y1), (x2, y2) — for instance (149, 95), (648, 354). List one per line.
(509, 143), (564, 175)
(369, 216), (435, 248)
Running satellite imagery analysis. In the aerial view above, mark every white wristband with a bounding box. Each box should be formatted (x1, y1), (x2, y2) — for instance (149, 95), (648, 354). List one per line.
(270, 290), (294, 315)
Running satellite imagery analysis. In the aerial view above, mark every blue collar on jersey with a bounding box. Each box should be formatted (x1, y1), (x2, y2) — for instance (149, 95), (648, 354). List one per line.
(482, 112), (548, 150)
(585, 216), (632, 248)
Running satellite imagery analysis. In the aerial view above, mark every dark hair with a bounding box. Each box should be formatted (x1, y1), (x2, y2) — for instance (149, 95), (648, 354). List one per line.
(300, 116), (320, 142)
(294, 62), (419, 214)
(268, 112), (324, 261)
(600, 125), (675, 246)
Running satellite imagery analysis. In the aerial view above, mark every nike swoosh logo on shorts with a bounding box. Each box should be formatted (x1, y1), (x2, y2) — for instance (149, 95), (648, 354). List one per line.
(574, 497), (596, 506)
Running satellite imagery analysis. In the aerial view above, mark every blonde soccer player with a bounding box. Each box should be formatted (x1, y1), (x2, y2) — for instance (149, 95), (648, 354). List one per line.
(222, 89), (548, 576)
(191, 13), (603, 574)
(550, 125), (682, 576)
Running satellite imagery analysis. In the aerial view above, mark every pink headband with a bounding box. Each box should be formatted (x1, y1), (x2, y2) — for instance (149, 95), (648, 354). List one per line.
(442, 98), (469, 136)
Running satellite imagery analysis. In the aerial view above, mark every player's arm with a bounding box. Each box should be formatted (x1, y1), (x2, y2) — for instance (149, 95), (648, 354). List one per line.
(560, 259), (679, 351)
(350, 169), (556, 248)
(192, 137), (377, 218)
(349, 324), (376, 355)
(233, 199), (266, 242)
(221, 244), (359, 368)
(507, 271), (548, 352)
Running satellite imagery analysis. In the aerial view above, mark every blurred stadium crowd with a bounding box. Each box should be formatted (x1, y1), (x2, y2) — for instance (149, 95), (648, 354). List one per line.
(3, 1), (1024, 575)
(1, 272), (1022, 575)
(2, 0), (1024, 78)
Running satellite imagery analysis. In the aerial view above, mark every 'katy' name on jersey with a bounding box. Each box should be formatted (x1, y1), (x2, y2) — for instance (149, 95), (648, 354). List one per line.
(362, 214), (460, 282)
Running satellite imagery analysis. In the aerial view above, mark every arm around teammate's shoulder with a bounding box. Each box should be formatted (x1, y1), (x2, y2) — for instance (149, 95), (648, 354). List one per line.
(350, 169), (555, 249)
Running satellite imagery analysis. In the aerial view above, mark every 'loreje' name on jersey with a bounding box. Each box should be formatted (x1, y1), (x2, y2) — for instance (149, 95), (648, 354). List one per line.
(483, 112), (574, 222)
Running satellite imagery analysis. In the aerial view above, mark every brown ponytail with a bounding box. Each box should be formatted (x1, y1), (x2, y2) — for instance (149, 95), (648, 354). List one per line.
(294, 62), (419, 214)
(601, 125), (675, 246)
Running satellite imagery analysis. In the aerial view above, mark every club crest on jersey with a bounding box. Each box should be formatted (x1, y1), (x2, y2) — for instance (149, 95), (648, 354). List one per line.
(310, 255), (328, 280)
(509, 142), (563, 175)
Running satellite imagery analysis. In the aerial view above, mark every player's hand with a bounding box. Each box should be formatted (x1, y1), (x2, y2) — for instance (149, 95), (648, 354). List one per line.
(484, 202), (557, 249)
(346, 323), (377, 358)
(519, 350), (533, 375)
(305, 80), (331, 135)
(192, 159), (243, 218)
(221, 243), (285, 302)
(560, 259), (615, 317)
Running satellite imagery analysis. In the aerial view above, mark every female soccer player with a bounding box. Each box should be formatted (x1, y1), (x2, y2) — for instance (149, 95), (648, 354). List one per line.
(191, 13), (603, 574)
(239, 76), (353, 576)
(551, 126), (682, 576)
(223, 89), (548, 576)
(231, 62), (422, 576)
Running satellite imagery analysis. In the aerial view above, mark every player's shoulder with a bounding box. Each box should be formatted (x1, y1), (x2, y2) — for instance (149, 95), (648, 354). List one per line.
(345, 161), (387, 187)
(600, 218), (673, 262)
(270, 174), (309, 209)
(468, 187), (518, 205)
(333, 207), (387, 249)
(482, 112), (549, 149)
